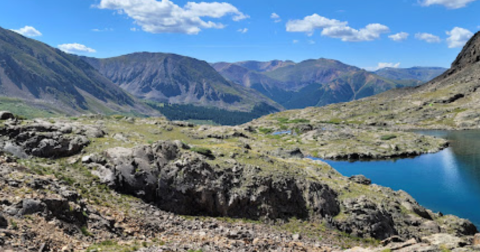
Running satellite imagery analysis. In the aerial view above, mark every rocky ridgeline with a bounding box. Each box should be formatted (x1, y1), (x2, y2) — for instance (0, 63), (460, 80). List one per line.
(0, 116), (478, 251)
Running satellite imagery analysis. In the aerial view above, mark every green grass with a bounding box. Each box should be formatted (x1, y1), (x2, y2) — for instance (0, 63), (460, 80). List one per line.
(190, 147), (213, 157)
(380, 134), (397, 141)
(275, 117), (310, 124)
(80, 226), (92, 236)
(258, 127), (274, 134)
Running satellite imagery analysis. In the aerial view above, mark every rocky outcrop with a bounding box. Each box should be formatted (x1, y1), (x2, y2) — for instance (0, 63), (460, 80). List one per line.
(87, 140), (477, 241)
(349, 175), (371, 185)
(0, 157), (117, 251)
(0, 112), (15, 120)
(0, 119), (103, 159)
(450, 31), (480, 73)
(88, 140), (340, 220)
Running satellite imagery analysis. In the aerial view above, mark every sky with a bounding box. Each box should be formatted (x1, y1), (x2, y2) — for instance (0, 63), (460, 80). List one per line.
(0, 0), (479, 70)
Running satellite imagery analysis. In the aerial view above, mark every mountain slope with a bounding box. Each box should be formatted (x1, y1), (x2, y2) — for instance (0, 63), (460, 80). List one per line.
(213, 59), (421, 109)
(258, 31), (480, 130)
(234, 60), (295, 72)
(211, 62), (293, 104)
(0, 26), (156, 116)
(374, 67), (447, 82)
(82, 53), (283, 113)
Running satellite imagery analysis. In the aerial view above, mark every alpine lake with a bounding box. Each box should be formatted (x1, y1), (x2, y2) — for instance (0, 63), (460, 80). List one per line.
(312, 130), (480, 227)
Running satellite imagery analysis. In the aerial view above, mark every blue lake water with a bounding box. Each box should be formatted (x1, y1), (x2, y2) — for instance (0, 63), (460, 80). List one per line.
(313, 130), (480, 228)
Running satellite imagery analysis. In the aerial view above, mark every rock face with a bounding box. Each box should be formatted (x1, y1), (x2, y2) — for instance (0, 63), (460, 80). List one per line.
(451, 31), (480, 73)
(0, 119), (102, 158)
(89, 141), (340, 220)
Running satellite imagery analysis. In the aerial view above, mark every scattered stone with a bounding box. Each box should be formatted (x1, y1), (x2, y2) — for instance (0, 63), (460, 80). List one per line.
(349, 175), (371, 185)
(0, 214), (8, 228)
(474, 233), (480, 245)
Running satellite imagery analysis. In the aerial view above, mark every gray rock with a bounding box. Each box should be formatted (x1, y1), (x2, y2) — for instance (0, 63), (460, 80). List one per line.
(3, 141), (29, 159)
(91, 141), (340, 222)
(0, 121), (92, 159)
(421, 233), (466, 249)
(0, 213), (8, 228)
(20, 199), (45, 215)
(349, 175), (371, 185)
(334, 196), (397, 240)
(0, 111), (15, 120)
(474, 233), (480, 245)
(270, 148), (304, 159)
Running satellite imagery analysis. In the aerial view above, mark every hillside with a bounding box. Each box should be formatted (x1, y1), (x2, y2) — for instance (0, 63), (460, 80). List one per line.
(374, 67), (447, 82)
(255, 31), (480, 130)
(0, 26), (157, 117)
(213, 59), (421, 109)
(82, 53), (283, 113)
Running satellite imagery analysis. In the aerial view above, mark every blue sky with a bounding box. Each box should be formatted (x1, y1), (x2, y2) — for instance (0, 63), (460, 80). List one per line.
(0, 0), (479, 70)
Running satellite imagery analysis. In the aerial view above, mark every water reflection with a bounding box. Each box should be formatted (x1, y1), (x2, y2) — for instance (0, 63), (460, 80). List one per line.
(314, 130), (480, 227)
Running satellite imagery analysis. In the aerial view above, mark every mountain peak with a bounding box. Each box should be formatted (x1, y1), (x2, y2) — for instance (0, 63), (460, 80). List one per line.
(451, 31), (480, 71)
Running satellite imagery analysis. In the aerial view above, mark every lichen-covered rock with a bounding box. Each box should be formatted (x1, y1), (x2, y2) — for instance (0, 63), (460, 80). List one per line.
(89, 141), (339, 221)
(0, 120), (101, 158)
(349, 175), (371, 185)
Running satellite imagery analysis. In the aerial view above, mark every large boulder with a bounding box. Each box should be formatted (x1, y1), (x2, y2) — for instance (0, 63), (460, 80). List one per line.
(0, 111), (14, 120)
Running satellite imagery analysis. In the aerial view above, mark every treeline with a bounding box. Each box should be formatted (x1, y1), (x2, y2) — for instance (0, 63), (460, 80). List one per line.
(147, 102), (278, 125)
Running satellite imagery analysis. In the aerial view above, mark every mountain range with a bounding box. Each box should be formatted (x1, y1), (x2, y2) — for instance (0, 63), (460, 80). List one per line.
(0, 24), (448, 121)
(374, 67), (447, 82)
(82, 53), (282, 113)
(260, 31), (480, 130)
(0, 26), (157, 116)
(212, 59), (441, 109)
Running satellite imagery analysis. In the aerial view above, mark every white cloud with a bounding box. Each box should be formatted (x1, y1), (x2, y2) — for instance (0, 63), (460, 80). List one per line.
(389, 32), (409, 41)
(308, 39), (315, 45)
(58, 43), (96, 54)
(237, 28), (248, 33)
(130, 27), (138, 32)
(97, 0), (248, 35)
(271, 12), (281, 23)
(286, 14), (347, 36)
(293, 40), (299, 44)
(11, 26), (42, 37)
(286, 14), (389, 41)
(321, 23), (390, 42)
(420, 0), (477, 9)
(365, 62), (401, 71)
(415, 33), (441, 43)
(446, 27), (474, 48)
(92, 28), (113, 32)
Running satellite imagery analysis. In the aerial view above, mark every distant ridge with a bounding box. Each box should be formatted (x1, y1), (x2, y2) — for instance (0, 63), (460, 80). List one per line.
(0, 26), (158, 116)
(374, 67), (447, 82)
(82, 53), (283, 113)
(212, 59), (422, 109)
(259, 31), (480, 130)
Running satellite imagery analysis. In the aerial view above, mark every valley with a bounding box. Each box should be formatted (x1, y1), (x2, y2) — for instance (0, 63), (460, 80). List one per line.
(0, 2), (479, 250)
